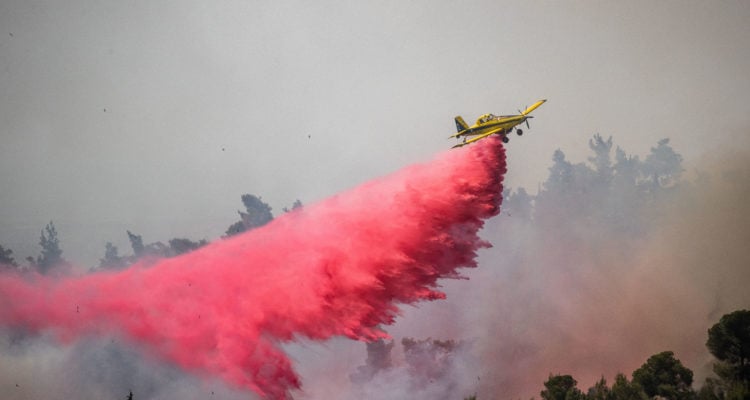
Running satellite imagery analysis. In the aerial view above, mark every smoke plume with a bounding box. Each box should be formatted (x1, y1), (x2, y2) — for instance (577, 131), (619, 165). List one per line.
(0, 137), (506, 399)
(384, 137), (750, 399)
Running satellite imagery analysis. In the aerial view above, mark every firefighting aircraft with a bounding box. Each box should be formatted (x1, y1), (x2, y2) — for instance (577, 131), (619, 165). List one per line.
(450, 99), (547, 148)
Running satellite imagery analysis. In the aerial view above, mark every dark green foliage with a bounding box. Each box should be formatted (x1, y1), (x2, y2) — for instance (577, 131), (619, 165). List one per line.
(541, 374), (584, 400)
(127, 230), (145, 257)
(34, 221), (67, 274)
(540, 371), (647, 400)
(531, 310), (750, 400)
(631, 351), (694, 400)
(0, 243), (18, 268)
(587, 377), (611, 400)
(98, 242), (126, 269)
(613, 147), (640, 187)
(642, 138), (683, 191)
(524, 135), (684, 234)
(697, 378), (723, 400)
(225, 194), (274, 236)
(706, 309), (750, 386)
(126, 231), (208, 259)
(543, 149), (574, 195)
(282, 199), (303, 213)
(96, 194), (282, 268)
(94, 230), (209, 270)
(224, 220), (246, 237)
(610, 373), (647, 400)
(697, 376), (748, 400)
(722, 382), (750, 400)
(126, 231), (168, 259)
(350, 339), (395, 384)
(588, 134), (614, 185)
(239, 194), (273, 228)
(168, 237), (207, 255)
(609, 146), (645, 231)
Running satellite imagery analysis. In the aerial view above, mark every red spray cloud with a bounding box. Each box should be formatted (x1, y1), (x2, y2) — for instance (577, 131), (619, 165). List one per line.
(0, 137), (506, 399)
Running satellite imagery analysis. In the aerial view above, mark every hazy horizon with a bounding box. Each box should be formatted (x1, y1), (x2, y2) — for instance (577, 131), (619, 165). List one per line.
(1, 1), (749, 399)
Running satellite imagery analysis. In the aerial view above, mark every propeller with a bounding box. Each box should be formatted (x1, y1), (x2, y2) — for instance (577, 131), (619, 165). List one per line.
(518, 106), (532, 129)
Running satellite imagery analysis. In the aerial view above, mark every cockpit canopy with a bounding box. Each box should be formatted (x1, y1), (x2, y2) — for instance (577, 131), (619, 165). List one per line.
(476, 114), (496, 124)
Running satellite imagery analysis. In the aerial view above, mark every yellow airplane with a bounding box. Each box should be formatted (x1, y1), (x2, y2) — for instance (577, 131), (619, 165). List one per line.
(450, 99), (547, 148)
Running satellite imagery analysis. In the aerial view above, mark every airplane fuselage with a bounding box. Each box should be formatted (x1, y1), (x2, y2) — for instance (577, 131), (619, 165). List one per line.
(450, 99), (545, 148)
(456, 115), (528, 138)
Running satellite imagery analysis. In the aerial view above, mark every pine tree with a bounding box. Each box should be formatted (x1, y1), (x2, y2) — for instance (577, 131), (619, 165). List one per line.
(34, 221), (67, 274)
(0, 244), (18, 268)
(225, 194), (274, 236)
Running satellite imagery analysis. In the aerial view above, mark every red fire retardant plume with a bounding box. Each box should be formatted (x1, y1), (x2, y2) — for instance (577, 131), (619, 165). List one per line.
(0, 137), (506, 399)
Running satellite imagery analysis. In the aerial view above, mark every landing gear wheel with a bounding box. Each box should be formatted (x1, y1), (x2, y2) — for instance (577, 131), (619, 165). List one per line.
(502, 136), (510, 144)
(516, 129), (523, 136)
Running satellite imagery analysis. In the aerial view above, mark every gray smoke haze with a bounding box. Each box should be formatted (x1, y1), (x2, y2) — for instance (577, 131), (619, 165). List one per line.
(0, 137), (747, 400)
(0, 331), (253, 400)
(1, 1), (749, 268)
(338, 135), (750, 399)
(1, 1), (749, 399)
(254, 137), (747, 400)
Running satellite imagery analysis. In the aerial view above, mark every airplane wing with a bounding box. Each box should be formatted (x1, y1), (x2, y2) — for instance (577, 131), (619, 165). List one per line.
(521, 99), (547, 116)
(449, 128), (475, 139)
(451, 130), (499, 148)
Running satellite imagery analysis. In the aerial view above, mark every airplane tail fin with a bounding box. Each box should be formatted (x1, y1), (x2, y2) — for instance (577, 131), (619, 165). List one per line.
(521, 99), (547, 116)
(454, 116), (469, 133)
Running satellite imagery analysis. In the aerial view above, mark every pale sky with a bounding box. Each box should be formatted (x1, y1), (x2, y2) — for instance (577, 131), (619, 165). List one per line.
(1, 0), (749, 266)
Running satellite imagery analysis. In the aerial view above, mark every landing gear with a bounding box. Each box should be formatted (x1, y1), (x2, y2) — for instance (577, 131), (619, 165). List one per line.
(516, 129), (523, 136)
(502, 136), (510, 143)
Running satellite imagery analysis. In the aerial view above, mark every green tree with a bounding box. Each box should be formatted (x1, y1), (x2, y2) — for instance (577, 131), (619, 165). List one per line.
(588, 134), (614, 186)
(225, 194), (274, 236)
(641, 138), (683, 191)
(282, 199), (303, 213)
(613, 147), (641, 189)
(610, 373), (647, 400)
(706, 309), (750, 387)
(127, 230), (145, 257)
(609, 146), (645, 232)
(722, 383), (750, 400)
(543, 150), (574, 194)
(541, 374), (584, 400)
(536, 148), (596, 222)
(34, 221), (67, 274)
(168, 237), (207, 255)
(632, 351), (694, 400)
(126, 231), (171, 260)
(350, 339), (395, 384)
(696, 377), (723, 400)
(98, 242), (126, 269)
(587, 376), (611, 400)
(0, 244), (18, 269)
